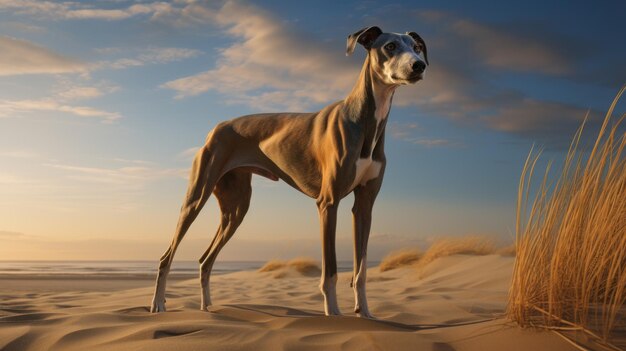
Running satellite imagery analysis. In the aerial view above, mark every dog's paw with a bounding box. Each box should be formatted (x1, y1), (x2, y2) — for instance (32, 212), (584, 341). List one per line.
(150, 299), (166, 313)
(355, 307), (375, 319)
(324, 306), (342, 316)
(356, 311), (375, 319)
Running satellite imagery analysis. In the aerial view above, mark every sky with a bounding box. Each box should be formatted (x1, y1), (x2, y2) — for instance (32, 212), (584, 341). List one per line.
(0, 0), (624, 262)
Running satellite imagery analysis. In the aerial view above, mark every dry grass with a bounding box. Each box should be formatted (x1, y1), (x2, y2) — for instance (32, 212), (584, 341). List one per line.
(497, 244), (516, 257)
(288, 258), (322, 276)
(258, 260), (285, 272)
(414, 236), (496, 270)
(379, 236), (497, 272)
(379, 249), (422, 272)
(258, 257), (321, 277)
(508, 87), (626, 345)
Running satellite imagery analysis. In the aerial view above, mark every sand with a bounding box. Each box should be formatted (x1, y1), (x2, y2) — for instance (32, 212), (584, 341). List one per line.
(0, 255), (601, 351)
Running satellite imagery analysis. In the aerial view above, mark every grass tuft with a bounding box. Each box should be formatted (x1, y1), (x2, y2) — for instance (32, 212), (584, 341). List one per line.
(507, 86), (626, 345)
(414, 236), (496, 271)
(379, 249), (422, 272)
(258, 257), (321, 277)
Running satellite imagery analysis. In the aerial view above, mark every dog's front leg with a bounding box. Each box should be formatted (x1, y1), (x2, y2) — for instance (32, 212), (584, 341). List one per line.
(317, 197), (341, 316)
(351, 176), (384, 319)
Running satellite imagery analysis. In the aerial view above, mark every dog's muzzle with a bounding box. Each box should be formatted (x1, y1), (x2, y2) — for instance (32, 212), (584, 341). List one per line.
(412, 60), (426, 74)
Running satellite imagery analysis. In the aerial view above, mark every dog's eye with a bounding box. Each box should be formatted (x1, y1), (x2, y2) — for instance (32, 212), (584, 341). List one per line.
(384, 43), (396, 51)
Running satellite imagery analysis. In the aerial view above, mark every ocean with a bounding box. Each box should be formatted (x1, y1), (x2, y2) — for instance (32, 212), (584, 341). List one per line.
(0, 260), (360, 277)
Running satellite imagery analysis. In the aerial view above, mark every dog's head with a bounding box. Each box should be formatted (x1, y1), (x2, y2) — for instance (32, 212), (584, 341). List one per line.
(346, 26), (428, 85)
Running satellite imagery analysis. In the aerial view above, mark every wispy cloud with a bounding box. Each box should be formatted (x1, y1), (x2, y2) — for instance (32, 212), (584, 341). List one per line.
(162, 1), (357, 110)
(55, 84), (118, 100)
(112, 158), (157, 166)
(0, 1), (173, 21)
(389, 121), (421, 141)
(0, 150), (39, 158)
(45, 163), (188, 185)
(450, 17), (572, 75)
(91, 47), (202, 70)
(413, 138), (461, 148)
(0, 35), (85, 76)
(177, 146), (200, 160)
(389, 121), (462, 148)
(0, 230), (28, 239)
(0, 98), (121, 122)
(0, 172), (32, 185)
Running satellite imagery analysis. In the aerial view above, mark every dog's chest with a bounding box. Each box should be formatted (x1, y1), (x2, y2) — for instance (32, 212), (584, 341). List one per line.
(349, 90), (390, 190)
(350, 157), (382, 189)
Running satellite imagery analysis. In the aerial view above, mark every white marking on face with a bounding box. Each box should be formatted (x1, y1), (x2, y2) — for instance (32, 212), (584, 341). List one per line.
(383, 51), (420, 84)
(351, 157), (382, 190)
(375, 33), (425, 85)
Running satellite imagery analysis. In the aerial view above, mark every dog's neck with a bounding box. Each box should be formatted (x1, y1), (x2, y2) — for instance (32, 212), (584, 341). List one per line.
(344, 55), (397, 127)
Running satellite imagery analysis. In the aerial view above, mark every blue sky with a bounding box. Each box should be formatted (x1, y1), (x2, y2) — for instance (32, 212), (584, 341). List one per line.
(0, 0), (624, 261)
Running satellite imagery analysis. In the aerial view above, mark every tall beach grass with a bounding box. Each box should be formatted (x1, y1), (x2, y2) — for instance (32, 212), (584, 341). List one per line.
(507, 87), (626, 346)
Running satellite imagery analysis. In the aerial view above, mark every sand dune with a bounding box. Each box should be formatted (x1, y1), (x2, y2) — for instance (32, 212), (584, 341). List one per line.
(0, 255), (598, 351)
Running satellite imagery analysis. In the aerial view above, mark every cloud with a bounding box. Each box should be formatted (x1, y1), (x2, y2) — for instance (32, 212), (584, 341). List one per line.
(55, 83), (120, 100)
(0, 36), (85, 76)
(0, 34), (199, 77)
(481, 98), (595, 138)
(0, 150), (38, 158)
(0, 172), (31, 185)
(162, 1), (357, 110)
(389, 121), (462, 148)
(0, 1), (174, 21)
(0, 230), (27, 239)
(413, 138), (461, 148)
(112, 158), (157, 166)
(45, 163), (188, 185)
(157, 2), (606, 147)
(0, 98), (121, 122)
(449, 18), (572, 75)
(389, 121), (421, 141)
(178, 146), (201, 160)
(0, 38), (198, 122)
(91, 47), (202, 70)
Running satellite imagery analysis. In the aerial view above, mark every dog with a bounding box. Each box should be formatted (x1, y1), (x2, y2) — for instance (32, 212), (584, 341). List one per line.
(151, 26), (428, 317)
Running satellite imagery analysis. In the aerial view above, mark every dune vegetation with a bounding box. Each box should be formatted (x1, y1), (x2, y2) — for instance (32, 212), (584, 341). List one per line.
(258, 257), (321, 278)
(508, 87), (626, 347)
(379, 248), (422, 272)
(379, 236), (497, 272)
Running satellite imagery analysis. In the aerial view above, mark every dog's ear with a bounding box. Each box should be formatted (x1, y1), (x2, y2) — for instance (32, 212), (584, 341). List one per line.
(407, 32), (429, 65)
(346, 26), (383, 56)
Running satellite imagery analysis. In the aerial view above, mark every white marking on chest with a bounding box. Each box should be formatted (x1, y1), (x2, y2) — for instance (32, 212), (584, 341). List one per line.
(350, 157), (382, 190)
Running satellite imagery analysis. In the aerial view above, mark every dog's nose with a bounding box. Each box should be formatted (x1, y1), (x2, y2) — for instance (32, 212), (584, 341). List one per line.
(412, 60), (426, 73)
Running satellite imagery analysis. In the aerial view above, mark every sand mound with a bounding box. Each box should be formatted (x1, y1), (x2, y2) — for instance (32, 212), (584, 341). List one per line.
(258, 257), (321, 278)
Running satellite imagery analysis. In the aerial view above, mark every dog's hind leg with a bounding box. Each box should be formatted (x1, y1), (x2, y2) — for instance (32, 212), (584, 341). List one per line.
(199, 169), (252, 310)
(150, 144), (225, 313)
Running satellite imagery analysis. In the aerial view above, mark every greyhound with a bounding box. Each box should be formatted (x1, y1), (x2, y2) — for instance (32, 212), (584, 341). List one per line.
(150, 26), (428, 317)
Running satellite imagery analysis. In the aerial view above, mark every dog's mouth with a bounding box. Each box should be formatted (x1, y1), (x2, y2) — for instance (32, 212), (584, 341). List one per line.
(406, 72), (423, 83)
(392, 73), (423, 84)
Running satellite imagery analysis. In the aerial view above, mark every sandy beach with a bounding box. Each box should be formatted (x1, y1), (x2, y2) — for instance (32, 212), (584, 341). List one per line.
(2, 254), (614, 351)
